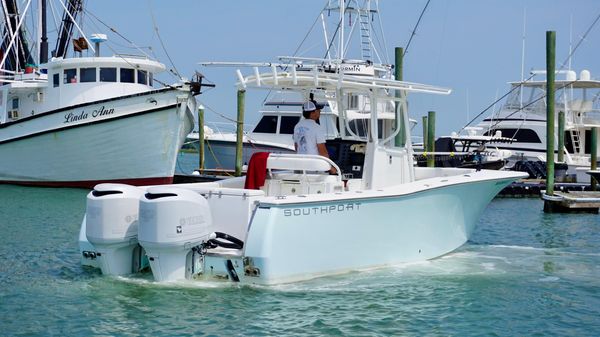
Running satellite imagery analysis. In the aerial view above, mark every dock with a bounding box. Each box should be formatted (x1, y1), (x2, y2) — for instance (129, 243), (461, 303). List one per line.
(542, 191), (600, 213)
(498, 179), (593, 197)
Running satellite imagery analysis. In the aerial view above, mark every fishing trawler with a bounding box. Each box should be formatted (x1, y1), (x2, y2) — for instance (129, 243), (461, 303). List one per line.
(0, 0), (206, 188)
(78, 0), (526, 284)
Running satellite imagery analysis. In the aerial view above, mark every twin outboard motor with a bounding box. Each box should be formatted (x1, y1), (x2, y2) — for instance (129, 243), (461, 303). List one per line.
(85, 184), (144, 275)
(138, 187), (214, 282)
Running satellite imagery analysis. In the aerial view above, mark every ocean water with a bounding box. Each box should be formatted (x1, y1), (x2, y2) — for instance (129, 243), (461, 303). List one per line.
(1, 156), (600, 336)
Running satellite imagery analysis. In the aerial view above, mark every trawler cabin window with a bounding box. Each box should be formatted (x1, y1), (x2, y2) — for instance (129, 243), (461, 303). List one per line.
(280, 116), (300, 134)
(120, 68), (135, 83)
(253, 115), (278, 133)
(149, 73), (153, 86)
(53, 73), (59, 87)
(64, 68), (77, 84)
(100, 68), (116, 82)
(12, 98), (19, 109)
(137, 70), (148, 85)
(80, 67), (96, 82)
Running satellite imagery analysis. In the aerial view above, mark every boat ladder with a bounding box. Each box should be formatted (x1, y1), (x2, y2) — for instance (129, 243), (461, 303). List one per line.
(359, 8), (372, 60)
(569, 130), (582, 154)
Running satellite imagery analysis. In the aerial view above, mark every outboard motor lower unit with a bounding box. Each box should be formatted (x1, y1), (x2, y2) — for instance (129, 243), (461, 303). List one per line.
(138, 187), (214, 282)
(85, 184), (144, 275)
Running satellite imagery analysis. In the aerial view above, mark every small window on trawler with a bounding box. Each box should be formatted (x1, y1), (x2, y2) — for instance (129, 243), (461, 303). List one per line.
(100, 68), (117, 82)
(80, 68), (96, 82)
(53, 73), (59, 87)
(137, 70), (148, 85)
(120, 68), (135, 83)
(64, 69), (77, 84)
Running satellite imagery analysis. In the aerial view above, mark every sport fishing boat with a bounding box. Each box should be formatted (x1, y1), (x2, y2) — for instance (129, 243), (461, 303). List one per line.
(183, 97), (323, 171)
(0, 0), (205, 188)
(77, 0), (526, 285)
(185, 0), (403, 173)
(185, 95), (388, 172)
(473, 69), (600, 182)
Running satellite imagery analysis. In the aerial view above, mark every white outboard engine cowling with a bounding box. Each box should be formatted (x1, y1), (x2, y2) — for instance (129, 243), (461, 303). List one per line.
(138, 187), (214, 282)
(85, 183), (144, 275)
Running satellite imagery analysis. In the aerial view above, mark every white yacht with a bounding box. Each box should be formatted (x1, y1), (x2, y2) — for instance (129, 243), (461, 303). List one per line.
(0, 0), (204, 188)
(474, 70), (600, 182)
(77, 0), (526, 284)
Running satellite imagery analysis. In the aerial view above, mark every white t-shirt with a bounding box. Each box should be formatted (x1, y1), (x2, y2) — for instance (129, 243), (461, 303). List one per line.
(293, 118), (326, 155)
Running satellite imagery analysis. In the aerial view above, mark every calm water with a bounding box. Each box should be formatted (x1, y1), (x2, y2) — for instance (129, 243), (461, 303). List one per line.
(1, 155), (600, 336)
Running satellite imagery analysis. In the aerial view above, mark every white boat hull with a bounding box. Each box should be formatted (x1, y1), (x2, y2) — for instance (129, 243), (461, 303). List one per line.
(241, 172), (515, 284)
(0, 89), (195, 187)
(78, 169), (522, 284)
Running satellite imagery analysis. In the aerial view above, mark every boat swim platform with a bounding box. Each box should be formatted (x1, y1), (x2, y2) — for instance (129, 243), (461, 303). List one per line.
(542, 191), (600, 213)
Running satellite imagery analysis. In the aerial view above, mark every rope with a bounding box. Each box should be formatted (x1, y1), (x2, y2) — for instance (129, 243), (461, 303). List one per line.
(146, 0), (181, 80)
(82, 8), (151, 58)
(403, 0), (431, 56)
(290, 2), (329, 60)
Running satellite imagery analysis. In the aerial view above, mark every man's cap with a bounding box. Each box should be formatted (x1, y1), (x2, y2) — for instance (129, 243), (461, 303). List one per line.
(302, 100), (324, 112)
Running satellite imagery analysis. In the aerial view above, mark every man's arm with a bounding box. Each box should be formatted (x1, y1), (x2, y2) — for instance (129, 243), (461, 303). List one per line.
(317, 143), (329, 158)
(317, 143), (337, 174)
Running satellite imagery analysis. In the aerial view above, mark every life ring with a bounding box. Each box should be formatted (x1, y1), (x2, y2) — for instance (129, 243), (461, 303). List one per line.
(208, 232), (244, 250)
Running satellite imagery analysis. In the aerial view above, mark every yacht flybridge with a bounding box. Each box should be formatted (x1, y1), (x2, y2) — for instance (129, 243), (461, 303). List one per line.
(78, 52), (526, 284)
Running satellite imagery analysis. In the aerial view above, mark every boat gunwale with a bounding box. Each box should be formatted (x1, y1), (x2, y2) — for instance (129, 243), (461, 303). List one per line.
(0, 101), (182, 145)
(255, 171), (526, 208)
(0, 86), (181, 130)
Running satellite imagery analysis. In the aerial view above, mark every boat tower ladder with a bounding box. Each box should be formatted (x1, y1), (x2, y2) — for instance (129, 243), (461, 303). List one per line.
(359, 6), (372, 61)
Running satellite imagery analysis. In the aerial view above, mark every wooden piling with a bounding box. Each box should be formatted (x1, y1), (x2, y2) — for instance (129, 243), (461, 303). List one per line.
(591, 127), (598, 191)
(235, 89), (245, 177)
(427, 111), (436, 167)
(558, 110), (565, 163)
(545, 31), (556, 197)
(394, 47), (405, 147)
(198, 105), (205, 172)
(422, 115), (428, 153)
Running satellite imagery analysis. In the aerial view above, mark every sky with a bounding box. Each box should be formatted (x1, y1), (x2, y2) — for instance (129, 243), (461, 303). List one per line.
(42, 0), (600, 137)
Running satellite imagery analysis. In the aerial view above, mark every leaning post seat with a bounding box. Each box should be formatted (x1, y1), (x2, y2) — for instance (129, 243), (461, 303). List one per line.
(267, 154), (341, 177)
(262, 153), (343, 196)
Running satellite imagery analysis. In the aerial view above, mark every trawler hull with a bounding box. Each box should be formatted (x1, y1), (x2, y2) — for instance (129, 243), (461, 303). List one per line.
(0, 89), (195, 188)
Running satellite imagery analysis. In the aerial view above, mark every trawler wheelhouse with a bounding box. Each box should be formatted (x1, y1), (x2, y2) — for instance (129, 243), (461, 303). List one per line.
(0, 56), (165, 124)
